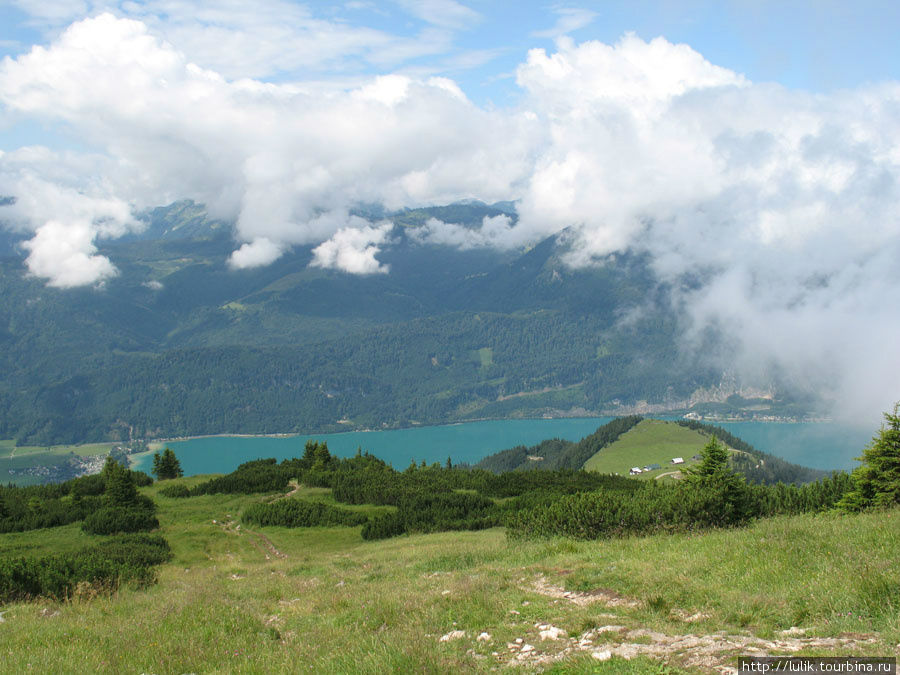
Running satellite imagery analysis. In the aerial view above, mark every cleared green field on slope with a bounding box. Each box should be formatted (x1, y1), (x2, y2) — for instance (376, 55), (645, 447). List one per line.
(1, 476), (897, 674)
(0, 439), (114, 459)
(0, 440), (116, 486)
(582, 419), (708, 476)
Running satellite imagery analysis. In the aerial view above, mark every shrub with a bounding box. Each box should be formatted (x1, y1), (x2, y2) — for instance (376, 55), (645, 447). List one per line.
(242, 499), (368, 528)
(82, 507), (159, 535)
(159, 484), (191, 498)
(0, 495), (105, 533)
(361, 513), (407, 540)
(190, 458), (292, 495)
(131, 471), (154, 487)
(0, 534), (172, 602)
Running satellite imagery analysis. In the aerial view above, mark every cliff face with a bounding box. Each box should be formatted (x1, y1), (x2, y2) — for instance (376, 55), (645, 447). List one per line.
(600, 374), (776, 417)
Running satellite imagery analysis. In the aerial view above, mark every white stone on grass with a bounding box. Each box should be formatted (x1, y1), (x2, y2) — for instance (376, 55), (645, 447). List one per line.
(439, 630), (466, 642)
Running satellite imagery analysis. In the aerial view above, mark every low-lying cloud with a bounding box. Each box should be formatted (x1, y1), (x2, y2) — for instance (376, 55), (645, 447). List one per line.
(409, 214), (520, 250)
(0, 14), (898, 419)
(310, 220), (393, 275)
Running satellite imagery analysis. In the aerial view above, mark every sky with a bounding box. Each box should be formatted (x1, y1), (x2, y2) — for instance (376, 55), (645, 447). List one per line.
(0, 0), (899, 421)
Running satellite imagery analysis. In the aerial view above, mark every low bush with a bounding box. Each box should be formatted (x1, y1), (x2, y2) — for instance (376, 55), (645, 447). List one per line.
(361, 513), (406, 540)
(0, 495), (105, 533)
(159, 484), (191, 498)
(0, 533), (172, 602)
(361, 490), (498, 540)
(82, 507), (159, 535)
(189, 458), (293, 495)
(242, 498), (368, 528)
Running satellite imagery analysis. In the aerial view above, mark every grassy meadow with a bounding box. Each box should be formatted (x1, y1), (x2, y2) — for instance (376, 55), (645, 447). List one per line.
(583, 420), (707, 477)
(2, 475), (899, 673)
(0, 440), (116, 459)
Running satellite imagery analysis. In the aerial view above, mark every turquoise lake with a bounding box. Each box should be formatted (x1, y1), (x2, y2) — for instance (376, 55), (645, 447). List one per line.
(134, 417), (874, 477)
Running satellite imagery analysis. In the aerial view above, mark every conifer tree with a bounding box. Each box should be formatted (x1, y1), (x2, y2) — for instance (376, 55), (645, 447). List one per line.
(681, 435), (750, 526)
(839, 404), (900, 511)
(685, 435), (732, 480)
(103, 457), (139, 507)
(152, 448), (183, 480)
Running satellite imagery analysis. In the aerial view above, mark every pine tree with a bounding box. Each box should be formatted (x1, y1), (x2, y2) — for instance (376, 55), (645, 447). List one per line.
(681, 435), (750, 526)
(838, 404), (900, 511)
(152, 448), (183, 480)
(103, 457), (139, 507)
(685, 435), (731, 479)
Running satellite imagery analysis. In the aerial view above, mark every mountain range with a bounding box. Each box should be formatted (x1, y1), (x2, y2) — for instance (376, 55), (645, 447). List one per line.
(0, 200), (799, 445)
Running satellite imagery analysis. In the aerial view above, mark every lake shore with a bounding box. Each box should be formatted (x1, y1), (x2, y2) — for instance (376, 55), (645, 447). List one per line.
(130, 417), (870, 477)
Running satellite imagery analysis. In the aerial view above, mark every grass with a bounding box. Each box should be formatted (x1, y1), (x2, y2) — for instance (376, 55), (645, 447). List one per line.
(583, 420), (708, 477)
(471, 347), (494, 368)
(0, 440), (115, 459)
(2, 479), (899, 673)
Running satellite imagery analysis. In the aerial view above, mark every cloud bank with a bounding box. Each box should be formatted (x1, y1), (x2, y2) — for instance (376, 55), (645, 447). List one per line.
(0, 15), (898, 418)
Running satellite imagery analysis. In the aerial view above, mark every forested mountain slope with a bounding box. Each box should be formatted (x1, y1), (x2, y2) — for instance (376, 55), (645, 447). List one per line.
(0, 201), (758, 444)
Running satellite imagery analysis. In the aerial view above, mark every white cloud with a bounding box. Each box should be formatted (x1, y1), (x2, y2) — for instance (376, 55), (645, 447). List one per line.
(410, 214), (521, 249)
(228, 237), (284, 269)
(531, 7), (596, 39)
(22, 220), (118, 287)
(310, 221), (392, 274)
(0, 150), (138, 285)
(0, 14), (532, 272)
(10, 0), (87, 25)
(394, 0), (480, 29)
(504, 35), (899, 420)
(9, 1), (478, 80)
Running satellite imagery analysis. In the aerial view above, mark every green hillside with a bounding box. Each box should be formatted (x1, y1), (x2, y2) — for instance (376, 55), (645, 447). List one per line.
(0, 200), (808, 447)
(475, 417), (826, 485)
(583, 419), (708, 477)
(1, 479), (896, 673)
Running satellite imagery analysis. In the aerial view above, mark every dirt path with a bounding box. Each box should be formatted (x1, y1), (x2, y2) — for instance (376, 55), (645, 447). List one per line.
(218, 519), (286, 560)
(279, 480), (302, 500)
(655, 470), (682, 480)
(263, 480), (302, 503)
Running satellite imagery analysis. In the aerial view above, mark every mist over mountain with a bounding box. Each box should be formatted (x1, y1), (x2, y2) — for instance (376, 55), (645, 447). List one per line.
(0, 199), (760, 445)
